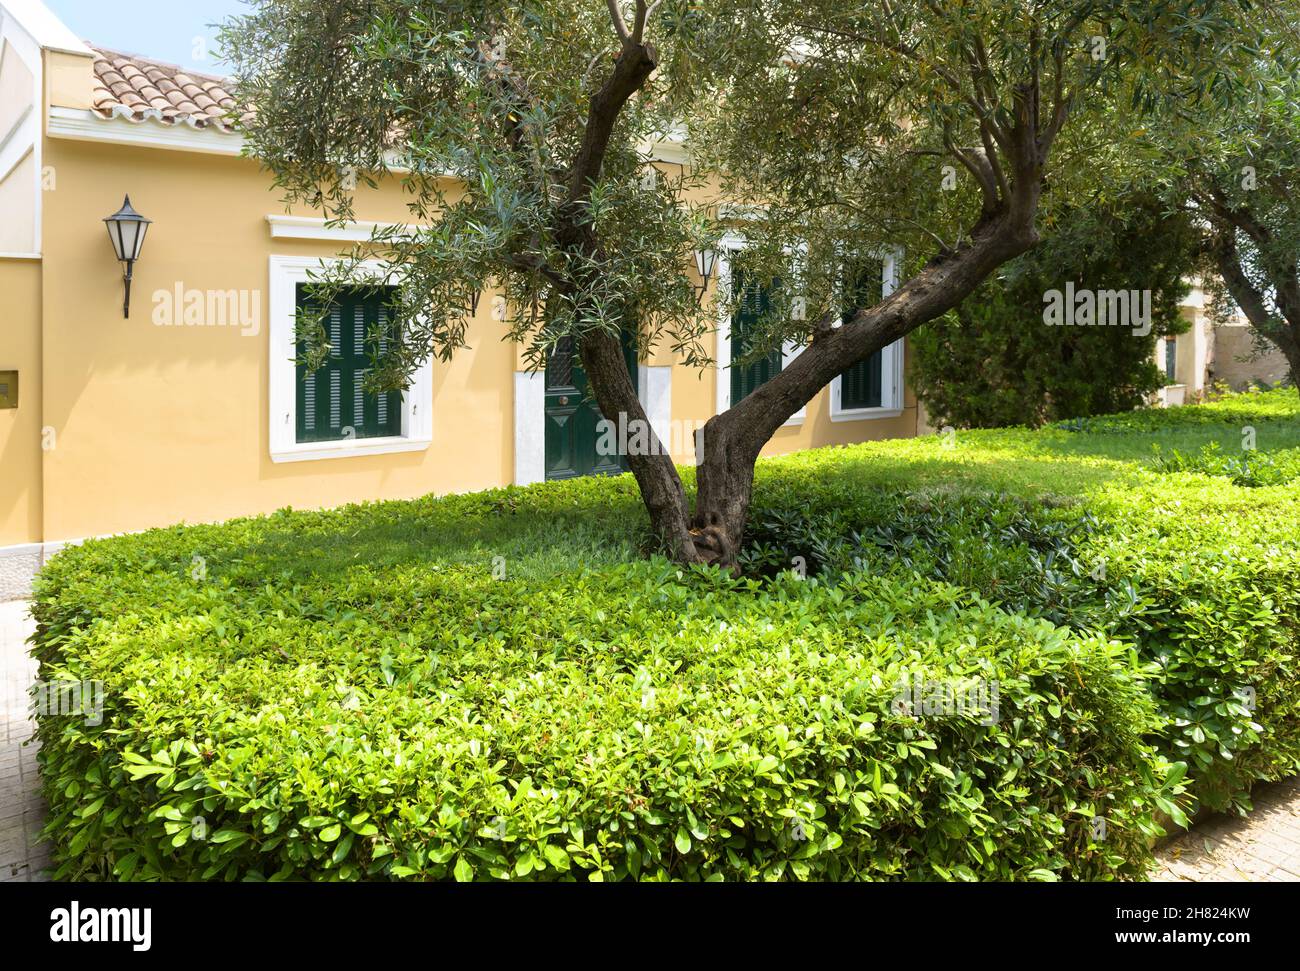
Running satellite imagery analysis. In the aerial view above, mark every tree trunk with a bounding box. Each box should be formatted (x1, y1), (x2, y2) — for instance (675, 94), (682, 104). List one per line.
(1210, 233), (1300, 389)
(575, 194), (1048, 573)
(578, 329), (701, 560)
(567, 28), (1052, 573)
(691, 415), (758, 571)
(681, 202), (1043, 569)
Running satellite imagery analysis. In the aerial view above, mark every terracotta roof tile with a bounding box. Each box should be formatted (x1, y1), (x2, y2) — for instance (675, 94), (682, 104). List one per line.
(89, 46), (242, 133)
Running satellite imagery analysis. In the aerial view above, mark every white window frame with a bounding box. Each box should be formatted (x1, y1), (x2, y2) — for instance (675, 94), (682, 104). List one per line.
(829, 248), (906, 422)
(714, 232), (806, 425)
(268, 255), (433, 463)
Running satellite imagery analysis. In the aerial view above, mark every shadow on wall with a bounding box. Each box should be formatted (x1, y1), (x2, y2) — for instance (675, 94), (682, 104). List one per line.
(1213, 325), (1293, 391)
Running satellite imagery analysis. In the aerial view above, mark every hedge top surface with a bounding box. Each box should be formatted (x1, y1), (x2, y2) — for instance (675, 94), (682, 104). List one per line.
(34, 389), (1300, 601)
(29, 389), (1300, 880)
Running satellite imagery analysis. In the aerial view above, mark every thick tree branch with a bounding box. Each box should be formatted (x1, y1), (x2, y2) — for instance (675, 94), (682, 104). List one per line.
(709, 96), (1048, 462)
(565, 39), (658, 206)
(606, 0), (631, 43)
(1209, 229), (1299, 373)
(944, 126), (1001, 215)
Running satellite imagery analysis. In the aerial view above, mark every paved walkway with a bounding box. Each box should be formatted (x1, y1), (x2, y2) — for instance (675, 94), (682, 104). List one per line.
(0, 599), (48, 882)
(1153, 777), (1300, 881)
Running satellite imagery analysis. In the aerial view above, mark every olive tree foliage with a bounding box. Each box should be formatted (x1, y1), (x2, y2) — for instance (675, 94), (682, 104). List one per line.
(220, 0), (719, 383)
(221, 0), (1257, 570)
(1147, 9), (1300, 385)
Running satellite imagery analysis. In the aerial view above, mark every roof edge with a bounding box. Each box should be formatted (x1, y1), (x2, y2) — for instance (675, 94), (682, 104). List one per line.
(1, 0), (93, 57)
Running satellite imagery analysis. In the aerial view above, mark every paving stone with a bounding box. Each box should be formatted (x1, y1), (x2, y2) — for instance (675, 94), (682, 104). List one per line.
(0, 601), (46, 882)
(1153, 776), (1300, 882)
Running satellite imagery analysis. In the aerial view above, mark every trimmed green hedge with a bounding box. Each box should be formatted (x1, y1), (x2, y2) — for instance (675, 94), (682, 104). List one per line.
(30, 389), (1300, 880)
(742, 391), (1300, 814)
(32, 564), (1174, 881)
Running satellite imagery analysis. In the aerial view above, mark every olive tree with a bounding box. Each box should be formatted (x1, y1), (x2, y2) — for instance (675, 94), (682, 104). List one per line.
(222, 0), (1257, 570)
(1150, 10), (1300, 385)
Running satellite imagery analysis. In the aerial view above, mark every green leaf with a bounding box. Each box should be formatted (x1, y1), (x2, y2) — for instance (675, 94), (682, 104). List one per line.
(453, 856), (474, 883)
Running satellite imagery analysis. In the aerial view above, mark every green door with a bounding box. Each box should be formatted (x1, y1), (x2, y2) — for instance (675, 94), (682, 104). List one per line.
(730, 269), (784, 405)
(544, 336), (639, 480)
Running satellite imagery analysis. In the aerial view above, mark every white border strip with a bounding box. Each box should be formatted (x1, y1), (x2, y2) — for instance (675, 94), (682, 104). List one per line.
(266, 215), (416, 243)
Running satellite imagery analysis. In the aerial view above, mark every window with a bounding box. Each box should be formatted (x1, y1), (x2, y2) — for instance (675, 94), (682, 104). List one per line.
(1165, 337), (1178, 383)
(729, 268), (785, 405)
(714, 234), (805, 424)
(838, 259), (887, 411)
(268, 255), (432, 464)
(829, 251), (905, 421)
(295, 285), (402, 443)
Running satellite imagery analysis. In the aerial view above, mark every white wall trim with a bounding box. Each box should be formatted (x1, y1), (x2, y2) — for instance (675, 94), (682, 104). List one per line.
(267, 254), (433, 464)
(513, 371), (546, 486)
(639, 364), (672, 449)
(48, 107), (425, 174)
(47, 105), (246, 156)
(644, 138), (689, 166)
(0, 102), (33, 178)
(829, 248), (906, 422)
(266, 215), (417, 243)
(713, 231), (805, 425)
(1, 6), (43, 255)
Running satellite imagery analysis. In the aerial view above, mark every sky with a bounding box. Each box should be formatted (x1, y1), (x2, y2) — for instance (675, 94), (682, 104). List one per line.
(42, 0), (251, 73)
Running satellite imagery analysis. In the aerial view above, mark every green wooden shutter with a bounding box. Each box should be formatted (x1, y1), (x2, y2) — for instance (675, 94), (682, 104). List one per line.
(296, 285), (403, 443)
(839, 259), (886, 411)
(730, 269), (784, 405)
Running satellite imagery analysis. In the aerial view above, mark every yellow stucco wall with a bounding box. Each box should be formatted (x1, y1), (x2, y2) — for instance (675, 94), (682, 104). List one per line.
(29, 122), (916, 545)
(39, 136), (519, 542)
(0, 257), (42, 546)
(43, 49), (92, 111)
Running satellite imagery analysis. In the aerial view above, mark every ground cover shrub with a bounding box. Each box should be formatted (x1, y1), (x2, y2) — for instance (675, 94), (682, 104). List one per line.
(1153, 442), (1300, 487)
(32, 550), (1176, 882)
(30, 390), (1299, 878)
(742, 392), (1300, 814)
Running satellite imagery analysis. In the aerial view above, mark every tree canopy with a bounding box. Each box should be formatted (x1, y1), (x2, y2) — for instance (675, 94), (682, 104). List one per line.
(1144, 6), (1300, 383)
(221, 0), (1271, 567)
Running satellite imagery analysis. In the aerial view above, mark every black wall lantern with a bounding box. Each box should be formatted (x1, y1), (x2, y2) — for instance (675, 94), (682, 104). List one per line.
(693, 248), (718, 305)
(104, 195), (152, 318)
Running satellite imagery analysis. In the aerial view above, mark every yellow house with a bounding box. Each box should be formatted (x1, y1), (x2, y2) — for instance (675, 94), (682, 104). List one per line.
(0, 0), (924, 597)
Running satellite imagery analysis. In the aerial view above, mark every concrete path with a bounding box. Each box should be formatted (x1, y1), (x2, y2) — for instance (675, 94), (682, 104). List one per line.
(0, 599), (48, 882)
(1152, 777), (1300, 882)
